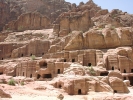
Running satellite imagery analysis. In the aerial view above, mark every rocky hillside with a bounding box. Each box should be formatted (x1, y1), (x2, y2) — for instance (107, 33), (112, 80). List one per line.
(1, 0), (133, 98)
(53, 0), (133, 35)
(0, 0), (71, 31)
(0, 0), (10, 31)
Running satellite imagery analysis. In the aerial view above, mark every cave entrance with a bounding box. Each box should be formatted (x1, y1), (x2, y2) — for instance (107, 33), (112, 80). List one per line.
(2, 58), (3, 60)
(114, 90), (117, 93)
(37, 74), (41, 79)
(123, 77), (126, 80)
(131, 69), (133, 73)
(21, 54), (23, 57)
(57, 69), (60, 74)
(40, 62), (47, 68)
(78, 89), (82, 95)
(64, 59), (66, 62)
(88, 63), (91, 66)
(124, 69), (126, 73)
(23, 72), (24, 76)
(42, 52), (44, 55)
(59, 84), (62, 88)
(128, 76), (133, 86)
(43, 62), (47, 66)
(112, 66), (114, 70)
(0, 72), (3, 75)
(30, 74), (32, 78)
(72, 59), (75, 62)
(30, 53), (32, 56)
(43, 74), (52, 78)
(100, 72), (109, 76)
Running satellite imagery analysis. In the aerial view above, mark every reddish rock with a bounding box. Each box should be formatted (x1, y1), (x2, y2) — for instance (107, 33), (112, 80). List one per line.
(4, 12), (50, 31)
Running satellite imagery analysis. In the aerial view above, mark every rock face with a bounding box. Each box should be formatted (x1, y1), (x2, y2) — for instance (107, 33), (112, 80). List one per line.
(64, 31), (83, 50)
(35, 60), (69, 81)
(51, 74), (129, 95)
(4, 12), (50, 31)
(53, 0), (101, 34)
(1, 0), (133, 97)
(16, 60), (37, 78)
(53, 1), (133, 37)
(0, 87), (11, 98)
(109, 77), (129, 93)
(0, 42), (24, 60)
(11, 39), (50, 58)
(52, 27), (133, 51)
(92, 9), (133, 28)
(0, 0), (71, 31)
(0, 0), (10, 31)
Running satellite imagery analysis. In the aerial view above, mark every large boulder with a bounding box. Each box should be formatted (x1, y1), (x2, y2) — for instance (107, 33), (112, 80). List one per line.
(0, 88), (11, 98)
(108, 71), (123, 80)
(109, 77), (129, 93)
(96, 81), (113, 92)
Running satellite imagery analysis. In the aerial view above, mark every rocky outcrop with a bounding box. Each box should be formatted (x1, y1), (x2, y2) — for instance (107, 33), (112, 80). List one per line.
(1, 0), (133, 97)
(53, 1), (133, 37)
(108, 71), (123, 79)
(0, 0), (10, 31)
(0, 88), (11, 98)
(11, 39), (50, 58)
(4, 12), (50, 31)
(53, 0), (101, 35)
(62, 27), (133, 50)
(51, 75), (129, 95)
(103, 47), (133, 72)
(92, 9), (133, 28)
(64, 31), (83, 50)
(0, 42), (24, 60)
(109, 77), (129, 93)
(0, 0), (71, 31)
(54, 9), (93, 34)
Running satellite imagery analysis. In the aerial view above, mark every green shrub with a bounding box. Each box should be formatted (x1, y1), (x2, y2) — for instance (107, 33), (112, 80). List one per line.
(20, 81), (24, 86)
(111, 26), (115, 30)
(31, 55), (36, 60)
(88, 66), (96, 76)
(7, 28), (10, 31)
(18, 25), (24, 31)
(8, 78), (15, 86)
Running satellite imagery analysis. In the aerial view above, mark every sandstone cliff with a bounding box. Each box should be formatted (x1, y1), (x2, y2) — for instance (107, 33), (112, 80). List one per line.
(0, 0), (10, 31)
(3, 12), (50, 31)
(0, 0), (71, 31)
(53, 0), (133, 36)
(0, 0), (133, 97)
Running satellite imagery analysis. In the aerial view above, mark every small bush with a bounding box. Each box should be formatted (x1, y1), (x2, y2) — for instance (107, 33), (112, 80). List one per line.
(88, 66), (96, 76)
(8, 78), (15, 86)
(20, 81), (24, 86)
(111, 26), (115, 30)
(18, 25), (24, 31)
(31, 55), (36, 60)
